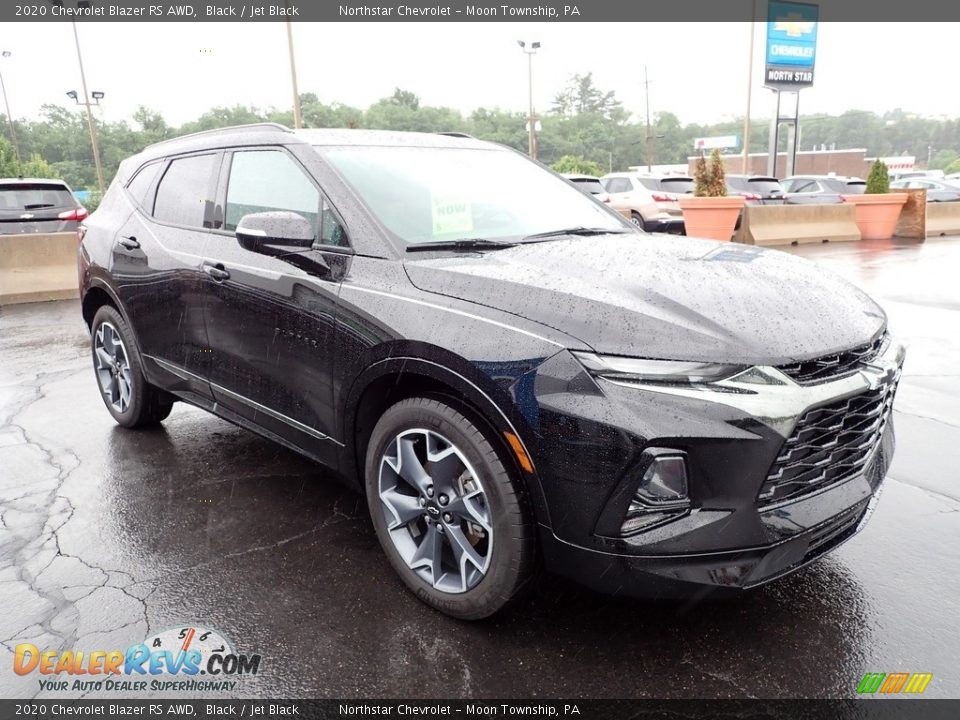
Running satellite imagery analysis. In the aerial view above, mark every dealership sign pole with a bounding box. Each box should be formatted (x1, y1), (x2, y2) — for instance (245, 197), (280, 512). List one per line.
(764, 0), (818, 178)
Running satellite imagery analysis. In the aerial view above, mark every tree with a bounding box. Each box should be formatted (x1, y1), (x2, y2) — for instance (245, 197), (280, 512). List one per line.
(20, 154), (60, 179)
(551, 155), (604, 176)
(389, 88), (420, 110)
(866, 159), (890, 194)
(552, 73), (626, 122)
(0, 136), (19, 176)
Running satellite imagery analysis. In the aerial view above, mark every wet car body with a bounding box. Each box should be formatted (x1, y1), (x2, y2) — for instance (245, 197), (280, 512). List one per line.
(79, 125), (903, 603)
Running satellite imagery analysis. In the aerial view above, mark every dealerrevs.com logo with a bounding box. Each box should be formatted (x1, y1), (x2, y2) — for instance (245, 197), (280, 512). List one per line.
(14, 625), (261, 693)
(856, 672), (933, 695)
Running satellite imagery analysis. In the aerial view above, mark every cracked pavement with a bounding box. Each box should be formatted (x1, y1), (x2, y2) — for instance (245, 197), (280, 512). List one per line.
(1, 237), (959, 699)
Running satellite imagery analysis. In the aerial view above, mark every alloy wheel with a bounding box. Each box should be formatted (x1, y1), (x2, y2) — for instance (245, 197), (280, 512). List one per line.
(378, 428), (493, 594)
(94, 322), (133, 413)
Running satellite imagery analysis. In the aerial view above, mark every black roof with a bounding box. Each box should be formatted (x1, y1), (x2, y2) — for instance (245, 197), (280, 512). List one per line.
(136, 123), (493, 163)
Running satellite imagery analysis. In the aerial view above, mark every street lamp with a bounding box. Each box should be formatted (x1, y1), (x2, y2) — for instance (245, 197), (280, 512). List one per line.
(517, 40), (540, 160)
(0, 50), (22, 172)
(69, 21), (105, 194)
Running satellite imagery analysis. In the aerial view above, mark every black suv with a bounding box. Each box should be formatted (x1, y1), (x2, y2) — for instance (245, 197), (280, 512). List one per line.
(79, 124), (904, 619)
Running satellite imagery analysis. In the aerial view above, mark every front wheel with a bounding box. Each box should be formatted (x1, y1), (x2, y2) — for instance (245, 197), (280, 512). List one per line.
(90, 305), (173, 429)
(365, 397), (537, 619)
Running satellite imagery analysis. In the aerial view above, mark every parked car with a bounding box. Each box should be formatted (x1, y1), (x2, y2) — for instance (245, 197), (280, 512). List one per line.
(628, 173), (695, 216)
(782, 175), (866, 204)
(561, 173), (612, 205)
(725, 175), (786, 205)
(0, 178), (87, 234)
(891, 178), (960, 203)
(79, 124), (904, 619)
(600, 173), (684, 233)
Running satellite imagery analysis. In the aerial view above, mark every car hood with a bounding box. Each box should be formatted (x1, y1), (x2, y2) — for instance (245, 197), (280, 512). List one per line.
(403, 235), (886, 365)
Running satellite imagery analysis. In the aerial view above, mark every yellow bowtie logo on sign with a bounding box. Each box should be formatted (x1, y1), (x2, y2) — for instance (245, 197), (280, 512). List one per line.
(774, 17), (816, 37)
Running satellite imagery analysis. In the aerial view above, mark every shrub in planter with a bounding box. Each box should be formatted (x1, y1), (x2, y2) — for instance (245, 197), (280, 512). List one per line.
(679, 149), (744, 241)
(843, 160), (907, 240)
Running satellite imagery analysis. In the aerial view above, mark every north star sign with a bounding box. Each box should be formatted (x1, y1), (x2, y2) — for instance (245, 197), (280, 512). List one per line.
(765, 0), (818, 90)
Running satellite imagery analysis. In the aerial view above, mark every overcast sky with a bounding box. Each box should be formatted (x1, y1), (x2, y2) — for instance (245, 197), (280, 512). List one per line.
(4, 22), (957, 128)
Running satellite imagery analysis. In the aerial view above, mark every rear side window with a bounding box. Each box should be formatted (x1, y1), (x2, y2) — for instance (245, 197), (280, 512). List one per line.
(604, 178), (631, 193)
(225, 150), (320, 235)
(126, 163), (161, 208)
(0, 183), (74, 210)
(635, 177), (659, 191)
(153, 154), (218, 228)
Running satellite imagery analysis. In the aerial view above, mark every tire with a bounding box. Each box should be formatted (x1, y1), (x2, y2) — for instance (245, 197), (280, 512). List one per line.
(630, 211), (646, 230)
(365, 397), (537, 619)
(90, 305), (174, 429)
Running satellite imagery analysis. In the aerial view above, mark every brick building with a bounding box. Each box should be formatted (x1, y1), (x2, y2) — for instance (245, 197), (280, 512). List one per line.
(686, 149), (916, 179)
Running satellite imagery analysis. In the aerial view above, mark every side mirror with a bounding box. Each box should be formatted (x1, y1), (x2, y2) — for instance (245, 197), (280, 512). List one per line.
(236, 211), (314, 254)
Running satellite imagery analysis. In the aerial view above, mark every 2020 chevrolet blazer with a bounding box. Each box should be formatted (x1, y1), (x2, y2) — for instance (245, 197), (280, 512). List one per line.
(78, 124), (904, 619)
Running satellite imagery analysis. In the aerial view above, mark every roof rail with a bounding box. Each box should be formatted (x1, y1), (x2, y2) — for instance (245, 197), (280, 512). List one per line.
(146, 122), (293, 150)
(435, 131), (475, 139)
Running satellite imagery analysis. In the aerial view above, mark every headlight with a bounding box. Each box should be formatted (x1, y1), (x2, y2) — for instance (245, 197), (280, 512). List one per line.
(572, 351), (744, 385)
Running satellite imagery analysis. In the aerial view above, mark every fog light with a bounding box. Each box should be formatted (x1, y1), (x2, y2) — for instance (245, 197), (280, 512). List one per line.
(620, 452), (689, 536)
(636, 455), (687, 504)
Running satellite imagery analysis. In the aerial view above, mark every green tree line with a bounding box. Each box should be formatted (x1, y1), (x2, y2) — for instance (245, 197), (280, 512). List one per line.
(3, 73), (960, 191)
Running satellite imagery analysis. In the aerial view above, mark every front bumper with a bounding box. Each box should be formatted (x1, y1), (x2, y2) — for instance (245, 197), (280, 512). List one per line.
(526, 335), (904, 597)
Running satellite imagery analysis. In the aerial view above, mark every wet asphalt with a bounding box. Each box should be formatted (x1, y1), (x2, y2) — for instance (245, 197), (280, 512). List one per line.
(1, 236), (958, 700)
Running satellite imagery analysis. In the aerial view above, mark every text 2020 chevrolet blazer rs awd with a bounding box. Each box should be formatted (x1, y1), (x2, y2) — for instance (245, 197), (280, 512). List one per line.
(78, 124), (904, 619)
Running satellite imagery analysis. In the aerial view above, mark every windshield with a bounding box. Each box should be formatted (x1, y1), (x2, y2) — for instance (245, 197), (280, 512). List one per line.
(320, 146), (626, 245)
(0, 183), (75, 211)
(570, 178), (605, 195)
(659, 178), (695, 194)
(747, 179), (784, 194)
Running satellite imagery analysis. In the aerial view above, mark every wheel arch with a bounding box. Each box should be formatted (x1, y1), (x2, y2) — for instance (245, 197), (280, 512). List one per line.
(343, 357), (551, 529)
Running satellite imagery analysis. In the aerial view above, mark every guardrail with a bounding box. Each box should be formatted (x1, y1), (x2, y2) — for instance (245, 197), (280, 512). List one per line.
(0, 232), (79, 306)
(733, 204), (861, 246)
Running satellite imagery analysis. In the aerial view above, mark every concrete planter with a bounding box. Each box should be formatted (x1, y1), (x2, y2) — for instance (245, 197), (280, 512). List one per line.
(678, 196), (745, 242)
(841, 193), (909, 241)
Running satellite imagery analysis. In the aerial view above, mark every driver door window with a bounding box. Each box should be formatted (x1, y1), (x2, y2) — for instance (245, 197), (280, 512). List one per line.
(225, 150), (320, 236)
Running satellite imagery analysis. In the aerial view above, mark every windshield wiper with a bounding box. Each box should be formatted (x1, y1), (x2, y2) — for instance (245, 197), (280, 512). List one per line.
(521, 226), (633, 242)
(405, 238), (517, 253)
(23, 203), (55, 210)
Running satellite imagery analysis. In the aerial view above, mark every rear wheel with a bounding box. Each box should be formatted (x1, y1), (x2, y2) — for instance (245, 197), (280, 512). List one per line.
(91, 305), (173, 429)
(630, 211), (647, 230)
(365, 397), (537, 619)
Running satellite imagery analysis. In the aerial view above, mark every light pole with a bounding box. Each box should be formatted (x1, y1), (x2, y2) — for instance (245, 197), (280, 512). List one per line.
(517, 40), (540, 160)
(644, 65), (653, 171)
(0, 50), (22, 171)
(285, 16), (302, 128)
(742, 0), (757, 173)
(70, 22), (105, 194)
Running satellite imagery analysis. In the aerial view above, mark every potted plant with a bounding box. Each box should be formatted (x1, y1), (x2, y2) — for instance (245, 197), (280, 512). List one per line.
(678, 148), (745, 241)
(841, 160), (908, 240)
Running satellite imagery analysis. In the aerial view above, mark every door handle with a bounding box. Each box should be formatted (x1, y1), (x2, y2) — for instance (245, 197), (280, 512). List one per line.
(118, 236), (140, 250)
(203, 263), (231, 282)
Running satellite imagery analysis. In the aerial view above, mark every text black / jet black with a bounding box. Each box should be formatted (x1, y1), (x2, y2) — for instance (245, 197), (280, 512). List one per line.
(78, 124), (904, 619)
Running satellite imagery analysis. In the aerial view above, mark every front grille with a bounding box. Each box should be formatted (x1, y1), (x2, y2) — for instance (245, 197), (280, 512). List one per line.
(758, 376), (899, 506)
(777, 333), (886, 384)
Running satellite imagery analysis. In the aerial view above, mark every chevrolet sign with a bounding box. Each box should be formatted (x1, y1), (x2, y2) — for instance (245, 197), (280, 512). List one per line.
(765, 1), (818, 90)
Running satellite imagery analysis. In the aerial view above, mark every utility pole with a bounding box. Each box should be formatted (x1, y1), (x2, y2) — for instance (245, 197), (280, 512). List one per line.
(518, 41), (540, 160)
(742, 0), (756, 174)
(644, 65), (653, 172)
(71, 22), (105, 194)
(285, 17), (303, 129)
(0, 51), (22, 172)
